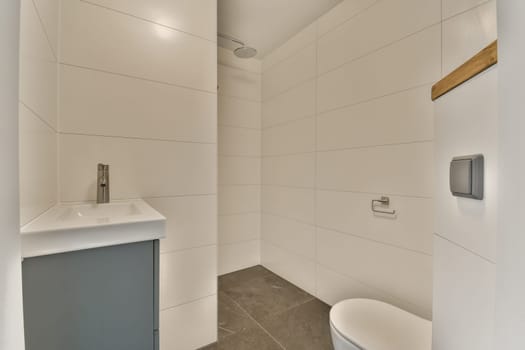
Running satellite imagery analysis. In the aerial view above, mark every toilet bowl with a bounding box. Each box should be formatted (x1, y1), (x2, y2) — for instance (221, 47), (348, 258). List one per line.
(329, 299), (432, 350)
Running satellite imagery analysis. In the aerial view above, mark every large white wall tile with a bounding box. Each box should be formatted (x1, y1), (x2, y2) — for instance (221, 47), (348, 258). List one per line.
(317, 25), (441, 113)
(218, 186), (260, 215)
(160, 246), (217, 309)
(316, 265), (430, 319)
(19, 104), (57, 226)
(219, 127), (261, 157)
(19, 0), (57, 130)
(442, 0), (491, 19)
(219, 95), (261, 129)
(262, 186), (315, 224)
(84, 0), (217, 41)
(219, 156), (261, 185)
(218, 64), (261, 102)
(435, 69), (498, 261)
(262, 117), (315, 156)
(160, 295), (217, 350)
(262, 44), (316, 100)
(317, 85), (434, 150)
(262, 214), (316, 259)
(32, 0), (60, 55)
(261, 241), (316, 295)
(59, 134), (216, 202)
(262, 154), (315, 188)
(60, 0), (217, 92)
(433, 236), (495, 350)
(317, 0), (378, 36)
(317, 142), (434, 197)
(442, 0), (497, 76)
(317, 190), (433, 254)
(262, 80), (316, 128)
(219, 213), (260, 245)
(145, 196), (217, 253)
(219, 240), (261, 275)
(318, 0), (440, 74)
(60, 65), (217, 142)
(317, 227), (433, 314)
(262, 22), (317, 73)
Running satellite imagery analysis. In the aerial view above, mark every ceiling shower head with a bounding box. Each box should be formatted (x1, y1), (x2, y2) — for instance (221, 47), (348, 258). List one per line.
(218, 33), (258, 59)
(234, 46), (258, 59)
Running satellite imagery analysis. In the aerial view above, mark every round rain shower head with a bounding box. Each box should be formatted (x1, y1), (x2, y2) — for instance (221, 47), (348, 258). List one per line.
(234, 46), (257, 59)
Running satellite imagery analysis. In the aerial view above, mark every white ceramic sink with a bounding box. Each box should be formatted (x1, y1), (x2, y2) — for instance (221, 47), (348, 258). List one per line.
(21, 200), (166, 258)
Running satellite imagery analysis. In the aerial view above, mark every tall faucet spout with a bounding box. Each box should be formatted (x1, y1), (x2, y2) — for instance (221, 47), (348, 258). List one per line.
(97, 163), (110, 204)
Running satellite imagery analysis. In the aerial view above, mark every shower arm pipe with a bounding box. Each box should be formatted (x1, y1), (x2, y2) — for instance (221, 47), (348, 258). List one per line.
(218, 32), (246, 46)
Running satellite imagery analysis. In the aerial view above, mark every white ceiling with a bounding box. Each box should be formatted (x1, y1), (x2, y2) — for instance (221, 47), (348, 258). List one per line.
(218, 0), (343, 59)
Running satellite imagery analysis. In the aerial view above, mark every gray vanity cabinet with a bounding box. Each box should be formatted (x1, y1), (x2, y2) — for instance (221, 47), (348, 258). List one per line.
(22, 240), (160, 350)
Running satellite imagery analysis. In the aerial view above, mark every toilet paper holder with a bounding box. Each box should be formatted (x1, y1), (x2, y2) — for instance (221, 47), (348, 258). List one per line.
(371, 196), (396, 215)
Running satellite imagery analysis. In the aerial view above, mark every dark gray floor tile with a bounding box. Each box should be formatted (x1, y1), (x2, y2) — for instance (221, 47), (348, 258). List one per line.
(260, 299), (334, 350)
(215, 326), (283, 350)
(218, 292), (257, 340)
(219, 265), (272, 291)
(198, 342), (217, 350)
(220, 271), (313, 323)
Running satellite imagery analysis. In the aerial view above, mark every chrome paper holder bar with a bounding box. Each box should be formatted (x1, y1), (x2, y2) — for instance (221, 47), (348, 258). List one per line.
(371, 196), (396, 215)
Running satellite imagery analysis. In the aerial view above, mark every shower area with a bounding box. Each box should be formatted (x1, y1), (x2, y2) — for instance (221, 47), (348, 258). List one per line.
(217, 0), (439, 324)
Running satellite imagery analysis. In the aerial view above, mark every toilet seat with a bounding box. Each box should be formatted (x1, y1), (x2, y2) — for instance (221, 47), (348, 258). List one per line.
(330, 299), (432, 350)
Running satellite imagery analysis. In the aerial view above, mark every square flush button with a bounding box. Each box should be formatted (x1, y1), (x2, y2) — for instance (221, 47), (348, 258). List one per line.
(449, 154), (484, 200)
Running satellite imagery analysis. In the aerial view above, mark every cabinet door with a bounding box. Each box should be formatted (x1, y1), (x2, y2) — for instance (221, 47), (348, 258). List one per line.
(23, 241), (155, 350)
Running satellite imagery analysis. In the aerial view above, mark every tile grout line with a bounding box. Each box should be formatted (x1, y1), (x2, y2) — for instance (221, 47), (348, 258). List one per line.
(60, 62), (217, 95)
(220, 292), (287, 350)
(79, 0), (217, 44)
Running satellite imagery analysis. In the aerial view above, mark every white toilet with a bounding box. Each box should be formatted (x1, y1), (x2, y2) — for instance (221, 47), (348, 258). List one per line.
(329, 299), (432, 350)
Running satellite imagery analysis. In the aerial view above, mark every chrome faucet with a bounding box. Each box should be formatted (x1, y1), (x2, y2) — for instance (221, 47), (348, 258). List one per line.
(97, 164), (110, 204)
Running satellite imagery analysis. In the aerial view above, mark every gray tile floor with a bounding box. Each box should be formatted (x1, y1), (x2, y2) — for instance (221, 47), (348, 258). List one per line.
(200, 266), (334, 350)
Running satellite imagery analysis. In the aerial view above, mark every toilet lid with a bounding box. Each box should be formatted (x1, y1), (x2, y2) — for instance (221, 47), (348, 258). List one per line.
(330, 299), (432, 350)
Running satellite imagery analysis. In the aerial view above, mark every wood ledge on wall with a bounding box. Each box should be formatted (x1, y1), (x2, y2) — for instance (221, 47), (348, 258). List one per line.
(431, 40), (498, 101)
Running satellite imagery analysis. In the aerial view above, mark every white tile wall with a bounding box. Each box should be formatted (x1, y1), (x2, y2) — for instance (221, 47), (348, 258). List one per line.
(83, 0), (217, 41)
(317, 85), (434, 150)
(60, 0), (217, 92)
(160, 246), (217, 309)
(160, 295), (217, 350)
(261, 241), (317, 295)
(433, 0), (500, 350)
(316, 0), (378, 36)
(145, 196), (217, 253)
(435, 68), (498, 261)
(318, 24), (441, 113)
(442, 0), (497, 75)
(59, 1), (218, 348)
(442, 0), (492, 19)
(318, 227), (433, 312)
(219, 185), (261, 215)
(32, 0), (60, 55)
(262, 43), (316, 100)
(262, 117), (316, 156)
(218, 47), (262, 275)
(318, 0), (440, 74)
(262, 80), (316, 128)
(59, 134), (216, 202)
(317, 142), (434, 197)
(261, 0), (439, 319)
(19, 0), (58, 225)
(433, 0), (498, 347)
(19, 104), (57, 225)
(218, 240), (261, 275)
(433, 236), (495, 350)
(60, 65), (217, 143)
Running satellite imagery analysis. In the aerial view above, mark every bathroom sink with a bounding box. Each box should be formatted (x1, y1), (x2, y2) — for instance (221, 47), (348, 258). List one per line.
(21, 200), (166, 258)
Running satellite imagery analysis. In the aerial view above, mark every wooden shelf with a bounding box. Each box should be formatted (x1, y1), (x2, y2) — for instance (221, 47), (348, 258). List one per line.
(432, 40), (498, 101)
